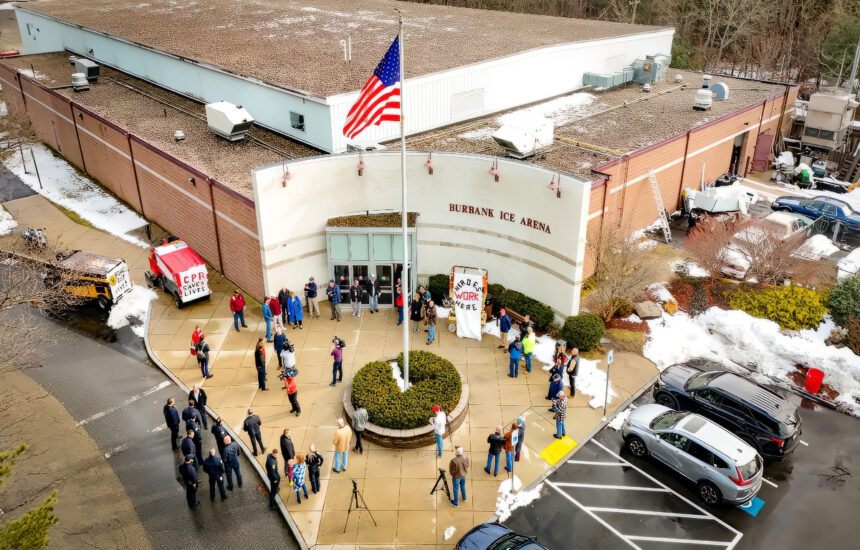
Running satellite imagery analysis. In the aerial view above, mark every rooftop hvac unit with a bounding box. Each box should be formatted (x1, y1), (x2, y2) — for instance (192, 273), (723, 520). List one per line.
(71, 72), (89, 92)
(694, 89), (713, 111)
(74, 58), (99, 81)
(711, 82), (729, 101)
(633, 54), (671, 84)
(205, 101), (254, 141)
(491, 117), (554, 159)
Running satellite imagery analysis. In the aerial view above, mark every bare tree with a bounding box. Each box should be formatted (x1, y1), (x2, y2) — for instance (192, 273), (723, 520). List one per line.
(684, 217), (738, 278)
(585, 223), (657, 321)
(730, 220), (807, 285)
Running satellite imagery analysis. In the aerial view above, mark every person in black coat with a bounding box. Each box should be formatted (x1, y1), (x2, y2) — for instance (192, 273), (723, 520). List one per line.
(212, 418), (228, 457)
(188, 385), (208, 429)
(280, 428), (295, 476)
(179, 454), (200, 508)
(181, 401), (204, 459)
(181, 429), (199, 471)
(243, 408), (265, 456)
(266, 449), (281, 510)
(278, 287), (290, 325)
(163, 397), (180, 450)
(202, 448), (228, 502)
(306, 445), (324, 494)
(254, 339), (268, 391)
(566, 348), (580, 397)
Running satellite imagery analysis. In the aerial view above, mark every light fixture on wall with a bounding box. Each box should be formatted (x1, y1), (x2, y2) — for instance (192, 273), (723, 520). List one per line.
(357, 152), (366, 176)
(424, 152), (434, 175)
(188, 177), (196, 186)
(548, 173), (561, 198)
(488, 159), (499, 182)
(282, 164), (293, 187)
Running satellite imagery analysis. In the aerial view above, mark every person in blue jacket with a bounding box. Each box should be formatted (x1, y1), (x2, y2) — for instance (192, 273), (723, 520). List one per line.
(287, 290), (304, 329)
(498, 309), (512, 351)
(273, 327), (287, 367)
(262, 298), (274, 341)
(326, 279), (341, 322)
(547, 373), (564, 408)
(508, 335), (523, 378)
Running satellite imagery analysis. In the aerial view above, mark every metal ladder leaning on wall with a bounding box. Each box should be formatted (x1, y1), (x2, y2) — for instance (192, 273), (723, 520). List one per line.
(648, 169), (672, 243)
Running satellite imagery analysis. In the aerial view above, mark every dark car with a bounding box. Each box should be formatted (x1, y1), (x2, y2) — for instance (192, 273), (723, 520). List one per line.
(814, 178), (851, 194)
(456, 523), (548, 550)
(771, 195), (860, 235)
(653, 365), (802, 460)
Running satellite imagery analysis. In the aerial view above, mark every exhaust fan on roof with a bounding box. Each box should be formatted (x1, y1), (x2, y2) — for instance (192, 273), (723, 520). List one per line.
(205, 101), (254, 141)
(71, 73), (89, 92)
(74, 58), (99, 82)
(491, 117), (554, 159)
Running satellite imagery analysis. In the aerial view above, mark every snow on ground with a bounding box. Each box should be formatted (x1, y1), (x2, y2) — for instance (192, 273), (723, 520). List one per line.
(608, 404), (636, 431)
(644, 309), (860, 415)
(495, 476), (543, 522)
(0, 204), (17, 236)
(458, 92), (594, 140)
(389, 361), (409, 392)
(2, 145), (148, 247)
(443, 527), (456, 540)
(107, 285), (157, 337)
(648, 281), (674, 303)
(532, 334), (557, 366)
(792, 234), (840, 261)
(669, 259), (709, 277)
(837, 248), (860, 280)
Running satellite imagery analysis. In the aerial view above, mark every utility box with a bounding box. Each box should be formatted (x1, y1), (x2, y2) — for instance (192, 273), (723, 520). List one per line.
(801, 89), (859, 152)
(492, 117), (554, 159)
(205, 101), (255, 141)
(74, 58), (99, 81)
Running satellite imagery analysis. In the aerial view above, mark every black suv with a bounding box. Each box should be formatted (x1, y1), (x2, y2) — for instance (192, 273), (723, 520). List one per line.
(653, 365), (802, 460)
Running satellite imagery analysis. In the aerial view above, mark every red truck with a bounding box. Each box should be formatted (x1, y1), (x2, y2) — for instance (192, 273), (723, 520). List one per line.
(145, 237), (210, 308)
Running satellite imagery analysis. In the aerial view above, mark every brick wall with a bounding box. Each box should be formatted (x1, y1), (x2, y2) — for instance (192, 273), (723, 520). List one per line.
(18, 76), (84, 170)
(211, 181), (264, 298)
(0, 64), (26, 116)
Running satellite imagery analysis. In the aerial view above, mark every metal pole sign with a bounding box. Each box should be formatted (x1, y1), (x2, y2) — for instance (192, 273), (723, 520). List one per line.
(602, 349), (614, 420)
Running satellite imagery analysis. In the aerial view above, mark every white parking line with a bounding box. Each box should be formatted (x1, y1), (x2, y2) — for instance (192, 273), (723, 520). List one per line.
(568, 460), (627, 466)
(586, 507), (711, 519)
(626, 535), (731, 547)
(546, 480), (643, 550)
(77, 381), (171, 426)
(552, 482), (669, 492)
(799, 440), (809, 446)
(761, 477), (778, 489)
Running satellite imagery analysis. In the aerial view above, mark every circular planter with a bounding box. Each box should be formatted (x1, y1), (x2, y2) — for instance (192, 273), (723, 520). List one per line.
(342, 356), (469, 449)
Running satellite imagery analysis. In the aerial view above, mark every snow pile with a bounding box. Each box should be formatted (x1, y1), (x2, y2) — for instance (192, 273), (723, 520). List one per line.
(482, 320), (501, 338)
(444, 527), (456, 540)
(792, 234), (839, 261)
(0, 204), (17, 236)
(608, 404), (636, 431)
(644, 309), (860, 415)
(837, 248), (860, 280)
(630, 218), (664, 240)
(532, 334), (558, 366)
(670, 259), (709, 277)
(2, 145), (148, 247)
(107, 285), (157, 337)
(495, 476), (543, 522)
(578, 358), (618, 408)
(389, 361), (409, 392)
(499, 93), (594, 128)
(648, 282), (674, 303)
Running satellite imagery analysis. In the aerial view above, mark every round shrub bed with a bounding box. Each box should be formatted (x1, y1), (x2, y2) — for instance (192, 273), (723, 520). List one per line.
(351, 350), (462, 430)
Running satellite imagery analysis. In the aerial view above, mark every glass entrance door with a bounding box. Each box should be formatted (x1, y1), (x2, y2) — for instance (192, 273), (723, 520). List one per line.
(333, 264), (350, 304)
(376, 264), (393, 305)
(352, 265), (370, 304)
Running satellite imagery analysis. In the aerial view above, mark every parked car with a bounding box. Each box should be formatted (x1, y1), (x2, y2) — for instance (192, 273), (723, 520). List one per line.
(814, 176), (852, 194)
(720, 211), (814, 279)
(456, 523), (548, 550)
(653, 366), (802, 460)
(771, 195), (860, 236)
(622, 404), (763, 505)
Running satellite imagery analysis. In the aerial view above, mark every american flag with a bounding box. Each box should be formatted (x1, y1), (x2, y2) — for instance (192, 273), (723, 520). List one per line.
(342, 36), (401, 139)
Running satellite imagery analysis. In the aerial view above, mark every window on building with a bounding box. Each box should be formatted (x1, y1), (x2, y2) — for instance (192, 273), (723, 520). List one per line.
(804, 127), (820, 138)
(373, 234), (393, 261)
(330, 234), (348, 261)
(349, 235), (369, 261)
(819, 129), (835, 140)
(290, 111), (305, 132)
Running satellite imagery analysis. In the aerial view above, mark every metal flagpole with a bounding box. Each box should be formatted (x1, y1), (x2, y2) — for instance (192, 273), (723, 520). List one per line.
(398, 10), (410, 386)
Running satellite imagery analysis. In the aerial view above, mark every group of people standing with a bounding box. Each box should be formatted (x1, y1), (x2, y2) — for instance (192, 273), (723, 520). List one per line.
(407, 285), (438, 344)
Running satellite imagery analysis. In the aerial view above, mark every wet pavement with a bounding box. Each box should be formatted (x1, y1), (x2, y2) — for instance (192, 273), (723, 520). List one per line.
(504, 386), (859, 550)
(22, 307), (300, 550)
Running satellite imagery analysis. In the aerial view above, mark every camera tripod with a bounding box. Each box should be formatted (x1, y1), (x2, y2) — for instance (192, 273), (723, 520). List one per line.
(344, 479), (376, 532)
(430, 468), (451, 500)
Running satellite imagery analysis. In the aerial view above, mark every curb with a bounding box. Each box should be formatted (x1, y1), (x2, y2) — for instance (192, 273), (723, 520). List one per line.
(142, 301), (309, 550)
(489, 373), (659, 521)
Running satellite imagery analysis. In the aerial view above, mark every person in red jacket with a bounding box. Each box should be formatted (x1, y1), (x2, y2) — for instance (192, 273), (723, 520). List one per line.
(230, 290), (247, 332)
(191, 325), (203, 355)
(269, 295), (283, 330)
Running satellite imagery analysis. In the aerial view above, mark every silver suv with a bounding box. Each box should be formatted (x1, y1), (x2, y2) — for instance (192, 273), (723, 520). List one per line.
(621, 404), (763, 505)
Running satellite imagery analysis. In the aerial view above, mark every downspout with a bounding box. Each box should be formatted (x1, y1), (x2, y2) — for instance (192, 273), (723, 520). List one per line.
(207, 179), (225, 273)
(70, 105), (88, 175)
(127, 135), (147, 218)
(676, 130), (693, 206)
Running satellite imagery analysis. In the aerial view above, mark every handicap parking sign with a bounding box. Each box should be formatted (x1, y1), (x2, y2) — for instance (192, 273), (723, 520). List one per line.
(737, 496), (765, 517)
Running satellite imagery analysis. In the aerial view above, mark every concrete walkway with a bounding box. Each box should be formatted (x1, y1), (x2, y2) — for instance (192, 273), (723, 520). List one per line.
(3, 191), (659, 549)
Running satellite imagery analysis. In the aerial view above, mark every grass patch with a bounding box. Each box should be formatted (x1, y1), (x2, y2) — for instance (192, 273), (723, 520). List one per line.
(53, 203), (95, 229)
(581, 345), (606, 360)
(604, 328), (646, 354)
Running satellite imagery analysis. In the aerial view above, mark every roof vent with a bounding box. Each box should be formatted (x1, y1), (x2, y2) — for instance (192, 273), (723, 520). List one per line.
(205, 101), (254, 141)
(68, 55), (78, 65)
(642, 83), (652, 92)
(711, 82), (729, 101)
(694, 89), (713, 111)
(674, 74), (683, 83)
(702, 74), (712, 89)
(491, 116), (554, 159)
(174, 130), (186, 141)
(74, 58), (99, 82)
(71, 72), (89, 92)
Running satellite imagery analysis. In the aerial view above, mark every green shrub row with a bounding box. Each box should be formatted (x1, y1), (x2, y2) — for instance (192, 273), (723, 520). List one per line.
(562, 313), (605, 351)
(351, 351), (462, 430)
(726, 285), (827, 330)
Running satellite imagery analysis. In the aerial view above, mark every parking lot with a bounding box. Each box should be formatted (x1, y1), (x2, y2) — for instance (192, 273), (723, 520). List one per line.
(504, 389), (859, 549)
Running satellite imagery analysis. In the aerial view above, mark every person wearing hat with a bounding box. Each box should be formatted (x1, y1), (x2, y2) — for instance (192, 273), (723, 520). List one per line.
(514, 416), (525, 462)
(429, 405), (447, 457)
(179, 454), (200, 508)
(552, 390), (567, 439)
(498, 309), (511, 351)
(508, 335), (524, 378)
(304, 277), (320, 319)
(284, 368), (300, 416)
(266, 448), (281, 510)
(326, 279), (341, 321)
